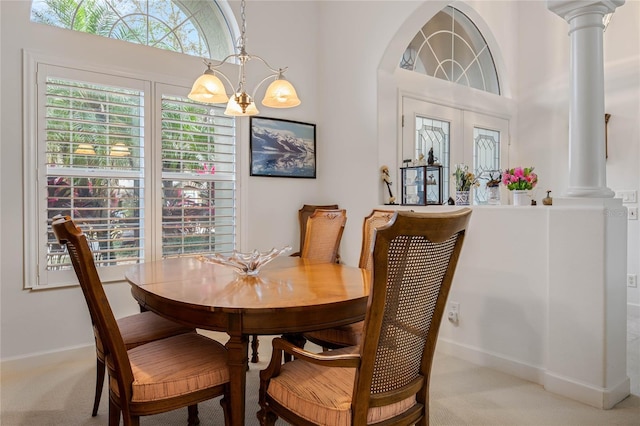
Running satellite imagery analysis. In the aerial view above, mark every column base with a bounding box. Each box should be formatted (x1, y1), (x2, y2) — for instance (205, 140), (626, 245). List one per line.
(564, 186), (615, 198)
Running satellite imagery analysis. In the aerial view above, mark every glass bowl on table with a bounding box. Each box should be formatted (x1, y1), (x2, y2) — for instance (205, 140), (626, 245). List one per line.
(197, 246), (292, 276)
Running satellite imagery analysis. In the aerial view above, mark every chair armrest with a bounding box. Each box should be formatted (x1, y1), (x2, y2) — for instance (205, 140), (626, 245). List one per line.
(260, 338), (360, 382)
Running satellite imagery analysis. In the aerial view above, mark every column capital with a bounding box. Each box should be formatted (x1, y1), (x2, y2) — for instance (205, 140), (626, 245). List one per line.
(548, 0), (624, 21)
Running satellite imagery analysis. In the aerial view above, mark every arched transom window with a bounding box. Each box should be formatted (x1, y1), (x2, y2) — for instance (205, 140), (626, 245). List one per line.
(30, 0), (234, 61)
(400, 6), (500, 95)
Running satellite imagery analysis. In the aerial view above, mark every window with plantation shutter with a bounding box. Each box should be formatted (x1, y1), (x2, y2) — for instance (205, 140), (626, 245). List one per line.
(26, 59), (236, 289)
(160, 95), (236, 257)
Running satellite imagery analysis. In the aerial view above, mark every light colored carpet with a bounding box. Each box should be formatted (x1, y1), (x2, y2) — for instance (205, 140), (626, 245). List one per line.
(1, 330), (638, 425)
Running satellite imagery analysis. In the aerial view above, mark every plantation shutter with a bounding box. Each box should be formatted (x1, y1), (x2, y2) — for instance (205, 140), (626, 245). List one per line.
(45, 74), (145, 276)
(160, 94), (236, 257)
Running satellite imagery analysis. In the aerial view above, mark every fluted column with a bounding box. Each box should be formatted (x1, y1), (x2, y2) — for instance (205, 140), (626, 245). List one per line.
(548, 0), (623, 197)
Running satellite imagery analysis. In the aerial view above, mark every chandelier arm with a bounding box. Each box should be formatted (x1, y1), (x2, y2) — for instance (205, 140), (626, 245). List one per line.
(249, 54), (289, 75)
(250, 72), (281, 99)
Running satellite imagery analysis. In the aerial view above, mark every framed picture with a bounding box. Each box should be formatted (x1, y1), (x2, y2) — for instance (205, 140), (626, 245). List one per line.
(250, 117), (316, 178)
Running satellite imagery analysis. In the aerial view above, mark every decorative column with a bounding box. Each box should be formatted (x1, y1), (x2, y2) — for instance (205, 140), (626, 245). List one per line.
(548, 0), (623, 198)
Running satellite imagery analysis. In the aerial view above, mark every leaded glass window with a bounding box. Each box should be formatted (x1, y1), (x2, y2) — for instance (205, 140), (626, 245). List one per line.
(30, 0), (233, 60)
(415, 116), (451, 197)
(473, 127), (500, 204)
(400, 6), (500, 95)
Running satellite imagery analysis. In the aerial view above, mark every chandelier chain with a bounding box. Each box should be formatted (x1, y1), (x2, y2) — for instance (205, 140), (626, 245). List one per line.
(240, 0), (247, 50)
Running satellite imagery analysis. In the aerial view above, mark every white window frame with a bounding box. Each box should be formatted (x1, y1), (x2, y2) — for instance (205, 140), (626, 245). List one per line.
(23, 50), (237, 289)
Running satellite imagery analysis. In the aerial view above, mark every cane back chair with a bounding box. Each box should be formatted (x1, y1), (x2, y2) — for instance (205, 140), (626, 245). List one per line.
(250, 204), (342, 363)
(52, 216), (231, 426)
(258, 209), (472, 426)
(300, 209), (347, 263)
(251, 204), (340, 363)
(291, 204), (340, 257)
(303, 209), (395, 349)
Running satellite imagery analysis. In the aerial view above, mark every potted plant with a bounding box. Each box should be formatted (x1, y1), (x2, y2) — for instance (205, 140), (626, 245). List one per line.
(485, 171), (502, 205)
(502, 166), (538, 206)
(453, 164), (479, 205)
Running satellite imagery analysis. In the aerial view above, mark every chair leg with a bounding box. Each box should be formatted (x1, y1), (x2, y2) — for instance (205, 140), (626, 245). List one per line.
(108, 398), (120, 426)
(257, 406), (278, 426)
(251, 334), (259, 363)
(221, 392), (230, 426)
(92, 357), (106, 416)
(281, 333), (306, 362)
(187, 404), (200, 426)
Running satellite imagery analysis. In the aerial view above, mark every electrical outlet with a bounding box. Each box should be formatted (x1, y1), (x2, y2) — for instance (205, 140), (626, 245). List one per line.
(447, 301), (460, 324)
(616, 190), (637, 204)
(629, 207), (638, 220)
(628, 274), (638, 288)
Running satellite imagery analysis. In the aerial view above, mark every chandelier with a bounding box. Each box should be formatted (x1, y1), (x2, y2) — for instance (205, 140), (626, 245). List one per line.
(188, 0), (301, 116)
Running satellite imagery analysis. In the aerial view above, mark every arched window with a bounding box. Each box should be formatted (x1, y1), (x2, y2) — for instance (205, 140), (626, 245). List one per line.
(398, 6), (507, 205)
(30, 0), (234, 60)
(400, 6), (500, 95)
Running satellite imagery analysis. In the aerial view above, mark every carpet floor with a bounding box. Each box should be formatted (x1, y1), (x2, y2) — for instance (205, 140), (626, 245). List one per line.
(1, 329), (638, 425)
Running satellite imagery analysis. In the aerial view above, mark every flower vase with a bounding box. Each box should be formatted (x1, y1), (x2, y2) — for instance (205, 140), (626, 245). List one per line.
(487, 186), (500, 205)
(455, 190), (470, 206)
(512, 190), (530, 206)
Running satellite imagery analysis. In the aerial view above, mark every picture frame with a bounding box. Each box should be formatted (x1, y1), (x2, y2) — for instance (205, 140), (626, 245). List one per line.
(250, 117), (316, 178)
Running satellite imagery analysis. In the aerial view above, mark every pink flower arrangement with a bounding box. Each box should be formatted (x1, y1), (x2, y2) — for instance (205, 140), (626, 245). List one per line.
(502, 167), (538, 191)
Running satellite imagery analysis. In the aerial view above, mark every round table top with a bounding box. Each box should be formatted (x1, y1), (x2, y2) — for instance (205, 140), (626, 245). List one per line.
(126, 256), (370, 334)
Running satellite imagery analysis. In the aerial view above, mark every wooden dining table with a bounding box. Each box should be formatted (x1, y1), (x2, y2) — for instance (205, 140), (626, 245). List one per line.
(125, 255), (370, 426)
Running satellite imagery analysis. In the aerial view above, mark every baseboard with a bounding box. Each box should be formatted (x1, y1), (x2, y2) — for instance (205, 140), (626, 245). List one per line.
(1, 344), (94, 377)
(436, 338), (545, 384)
(437, 338), (632, 409)
(544, 371), (631, 409)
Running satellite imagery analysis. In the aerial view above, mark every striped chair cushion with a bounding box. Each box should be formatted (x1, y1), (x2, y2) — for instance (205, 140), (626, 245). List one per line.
(109, 333), (229, 402)
(95, 311), (193, 359)
(267, 346), (416, 425)
(306, 322), (363, 347)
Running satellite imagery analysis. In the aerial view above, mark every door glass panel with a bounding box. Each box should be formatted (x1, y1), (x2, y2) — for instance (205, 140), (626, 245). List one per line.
(415, 116), (450, 197)
(473, 127), (501, 204)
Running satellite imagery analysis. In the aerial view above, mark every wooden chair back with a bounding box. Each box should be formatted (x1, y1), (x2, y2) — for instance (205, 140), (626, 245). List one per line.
(300, 209), (347, 263)
(358, 209), (395, 271)
(352, 208), (472, 424)
(295, 204), (339, 256)
(51, 216), (137, 409)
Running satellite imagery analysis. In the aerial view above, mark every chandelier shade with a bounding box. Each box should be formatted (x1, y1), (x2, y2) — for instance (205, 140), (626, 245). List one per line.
(188, 0), (300, 116)
(225, 93), (259, 116)
(110, 142), (131, 157)
(262, 76), (301, 108)
(188, 67), (230, 104)
(75, 143), (96, 155)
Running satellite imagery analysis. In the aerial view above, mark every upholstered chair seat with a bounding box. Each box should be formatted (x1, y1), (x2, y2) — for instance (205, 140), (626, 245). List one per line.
(265, 346), (415, 425)
(107, 333), (229, 403)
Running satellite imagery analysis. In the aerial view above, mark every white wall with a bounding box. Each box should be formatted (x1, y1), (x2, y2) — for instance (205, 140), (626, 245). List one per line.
(1, 0), (638, 377)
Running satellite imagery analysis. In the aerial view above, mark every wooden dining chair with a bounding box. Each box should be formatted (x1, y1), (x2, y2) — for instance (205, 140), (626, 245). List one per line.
(300, 208), (347, 263)
(52, 216), (231, 426)
(251, 206), (345, 363)
(51, 218), (195, 417)
(258, 208), (472, 426)
(291, 204), (339, 257)
(303, 209), (395, 350)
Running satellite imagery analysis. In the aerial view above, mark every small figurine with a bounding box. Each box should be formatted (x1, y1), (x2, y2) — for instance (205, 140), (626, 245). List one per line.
(380, 165), (396, 204)
(417, 153), (427, 166)
(427, 147), (435, 165)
